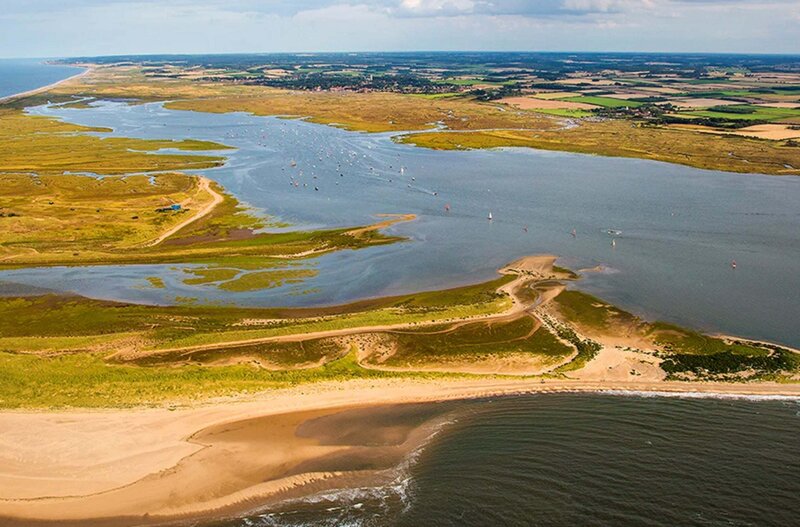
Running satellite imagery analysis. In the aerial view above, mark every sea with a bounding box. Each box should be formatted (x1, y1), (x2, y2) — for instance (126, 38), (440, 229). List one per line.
(214, 394), (800, 527)
(0, 58), (83, 99)
(3, 62), (800, 527)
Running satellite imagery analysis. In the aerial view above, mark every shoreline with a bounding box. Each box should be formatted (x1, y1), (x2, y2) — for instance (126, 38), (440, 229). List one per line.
(0, 377), (797, 526)
(0, 65), (90, 104)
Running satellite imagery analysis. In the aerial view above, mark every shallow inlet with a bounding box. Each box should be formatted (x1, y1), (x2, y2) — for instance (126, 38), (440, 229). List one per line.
(2, 100), (798, 347)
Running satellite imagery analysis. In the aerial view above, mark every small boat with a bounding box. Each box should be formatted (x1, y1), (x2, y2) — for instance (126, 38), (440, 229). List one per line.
(605, 229), (622, 236)
(488, 212), (493, 221)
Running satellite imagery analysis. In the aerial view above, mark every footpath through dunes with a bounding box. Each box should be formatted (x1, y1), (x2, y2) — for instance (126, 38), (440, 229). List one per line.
(110, 254), (572, 371)
(1, 378), (799, 527)
(107, 253), (800, 384)
(2, 254), (797, 408)
(140, 176), (223, 247)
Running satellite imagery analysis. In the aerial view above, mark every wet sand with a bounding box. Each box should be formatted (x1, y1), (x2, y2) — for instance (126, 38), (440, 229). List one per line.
(1, 377), (799, 526)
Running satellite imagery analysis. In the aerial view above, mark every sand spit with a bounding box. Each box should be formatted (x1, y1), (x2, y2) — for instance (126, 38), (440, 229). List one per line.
(1, 377), (799, 526)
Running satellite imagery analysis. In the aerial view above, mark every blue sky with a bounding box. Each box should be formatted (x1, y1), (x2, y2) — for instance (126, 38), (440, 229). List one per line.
(1, 0), (798, 58)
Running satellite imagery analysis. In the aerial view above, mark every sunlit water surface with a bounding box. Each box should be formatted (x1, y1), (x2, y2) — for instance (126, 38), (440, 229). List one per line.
(211, 394), (800, 527)
(2, 100), (798, 346)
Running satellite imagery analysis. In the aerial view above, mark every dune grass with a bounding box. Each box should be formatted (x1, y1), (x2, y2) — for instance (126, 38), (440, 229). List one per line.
(0, 349), (432, 409)
(0, 275), (514, 354)
(379, 316), (572, 368)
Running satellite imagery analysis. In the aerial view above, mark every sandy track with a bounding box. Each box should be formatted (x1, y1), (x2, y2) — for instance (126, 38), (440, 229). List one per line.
(142, 176), (222, 247)
(118, 255), (561, 362)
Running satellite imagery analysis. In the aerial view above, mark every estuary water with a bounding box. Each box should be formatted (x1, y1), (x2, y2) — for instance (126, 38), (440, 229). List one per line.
(216, 393), (800, 527)
(3, 100), (799, 346)
(0, 58), (83, 99)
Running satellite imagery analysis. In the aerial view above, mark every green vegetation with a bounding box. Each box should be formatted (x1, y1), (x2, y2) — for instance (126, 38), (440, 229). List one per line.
(553, 290), (639, 331)
(0, 261), (796, 408)
(0, 349), (434, 409)
(532, 108), (595, 118)
(661, 350), (798, 381)
(400, 120), (800, 175)
(146, 277), (166, 289)
(0, 275), (514, 355)
(560, 96), (644, 109)
(375, 316), (572, 368)
(217, 268), (318, 292)
(550, 322), (601, 373)
(0, 171), (404, 268)
(182, 267), (241, 285)
(650, 322), (772, 356)
(0, 108), (228, 175)
(680, 104), (800, 122)
(127, 337), (346, 368)
(0, 275), (521, 408)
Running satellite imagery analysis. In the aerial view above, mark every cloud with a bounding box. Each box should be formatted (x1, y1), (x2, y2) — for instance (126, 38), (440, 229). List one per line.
(0, 0), (797, 57)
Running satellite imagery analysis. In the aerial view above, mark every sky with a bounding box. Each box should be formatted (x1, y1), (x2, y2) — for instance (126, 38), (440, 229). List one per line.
(1, 0), (799, 58)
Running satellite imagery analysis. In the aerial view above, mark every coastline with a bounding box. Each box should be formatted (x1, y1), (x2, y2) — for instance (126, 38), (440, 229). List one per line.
(0, 377), (797, 526)
(0, 65), (89, 104)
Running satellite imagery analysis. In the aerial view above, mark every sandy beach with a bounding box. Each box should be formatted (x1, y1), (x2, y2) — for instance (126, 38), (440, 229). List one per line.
(0, 376), (798, 526)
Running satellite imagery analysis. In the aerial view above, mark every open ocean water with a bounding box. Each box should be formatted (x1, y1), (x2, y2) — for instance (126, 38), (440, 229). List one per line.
(0, 58), (83, 99)
(215, 394), (800, 527)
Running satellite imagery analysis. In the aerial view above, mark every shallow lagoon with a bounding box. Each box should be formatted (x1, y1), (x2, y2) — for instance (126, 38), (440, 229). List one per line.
(4, 101), (799, 346)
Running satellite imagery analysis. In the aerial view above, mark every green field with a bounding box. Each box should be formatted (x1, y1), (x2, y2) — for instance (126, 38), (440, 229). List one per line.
(560, 96), (644, 108)
(531, 108), (595, 118)
(681, 104), (800, 122)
